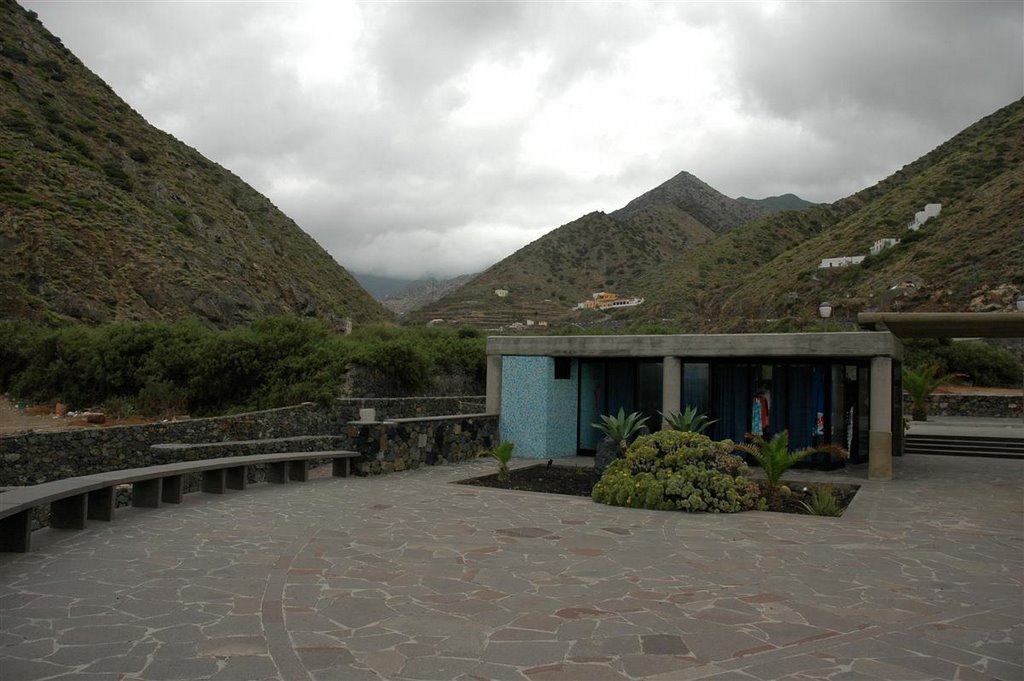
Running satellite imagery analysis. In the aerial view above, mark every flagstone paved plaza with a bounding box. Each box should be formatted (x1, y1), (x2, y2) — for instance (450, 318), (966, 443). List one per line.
(1, 454), (1021, 680)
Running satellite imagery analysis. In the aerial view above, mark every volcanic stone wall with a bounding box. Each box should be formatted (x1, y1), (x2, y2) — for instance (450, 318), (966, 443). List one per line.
(0, 396), (484, 486)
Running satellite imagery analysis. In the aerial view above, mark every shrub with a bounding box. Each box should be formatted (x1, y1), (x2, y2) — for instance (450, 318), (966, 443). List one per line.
(592, 430), (762, 513)
(904, 339), (1021, 387)
(800, 484), (843, 517)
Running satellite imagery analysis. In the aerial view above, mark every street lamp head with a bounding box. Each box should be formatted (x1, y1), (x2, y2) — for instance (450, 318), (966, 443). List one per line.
(818, 301), (833, 319)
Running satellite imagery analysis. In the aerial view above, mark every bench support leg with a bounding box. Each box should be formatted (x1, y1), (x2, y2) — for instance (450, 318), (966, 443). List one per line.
(162, 475), (184, 503)
(50, 493), (88, 530)
(289, 460), (309, 482)
(226, 466), (247, 490)
(0, 510), (31, 553)
(332, 458), (351, 478)
(202, 469), (227, 494)
(87, 486), (115, 521)
(267, 461), (289, 484)
(132, 479), (162, 508)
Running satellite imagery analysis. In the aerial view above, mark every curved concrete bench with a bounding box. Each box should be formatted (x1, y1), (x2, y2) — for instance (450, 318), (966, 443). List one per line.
(0, 450), (359, 553)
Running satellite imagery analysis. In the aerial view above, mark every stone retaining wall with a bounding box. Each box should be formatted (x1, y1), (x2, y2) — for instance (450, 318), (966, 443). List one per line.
(344, 414), (499, 476)
(0, 396), (484, 487)
(903, 393), (1022, 419)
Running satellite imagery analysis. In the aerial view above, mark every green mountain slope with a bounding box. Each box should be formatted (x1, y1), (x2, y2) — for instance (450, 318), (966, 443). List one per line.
(408, 171), (770, 327)
(0, 1), (390, 327)
(629, 97), (1024, 331)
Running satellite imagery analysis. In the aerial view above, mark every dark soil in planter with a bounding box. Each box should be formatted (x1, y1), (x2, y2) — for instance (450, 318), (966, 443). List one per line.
(459, 465), (860, 516)
(457, 464), (598, 497)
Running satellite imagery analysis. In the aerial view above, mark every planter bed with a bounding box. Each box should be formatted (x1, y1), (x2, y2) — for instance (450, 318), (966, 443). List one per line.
(458, 464), (860, 516)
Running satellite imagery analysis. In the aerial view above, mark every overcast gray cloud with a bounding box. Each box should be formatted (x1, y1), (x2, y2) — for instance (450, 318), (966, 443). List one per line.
(24, 0), (1024, 279)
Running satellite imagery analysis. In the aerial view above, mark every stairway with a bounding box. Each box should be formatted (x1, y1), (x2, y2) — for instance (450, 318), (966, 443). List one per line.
(904, 433), (1024, 459)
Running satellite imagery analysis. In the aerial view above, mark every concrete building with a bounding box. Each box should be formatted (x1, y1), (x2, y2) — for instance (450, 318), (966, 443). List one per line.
(908, 203), (942, 231)
(870, 238), (901, 256)
(818, 255), (867, 269)
(486, 332), (904, 481)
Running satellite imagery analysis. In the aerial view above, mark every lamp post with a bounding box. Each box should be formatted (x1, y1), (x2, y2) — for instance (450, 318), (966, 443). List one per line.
(819, 301), (833, 332)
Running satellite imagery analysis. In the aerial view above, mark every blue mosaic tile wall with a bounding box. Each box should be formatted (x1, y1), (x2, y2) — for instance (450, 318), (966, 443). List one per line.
(500, 356), (580, 459)
(546, 359), (579, 458)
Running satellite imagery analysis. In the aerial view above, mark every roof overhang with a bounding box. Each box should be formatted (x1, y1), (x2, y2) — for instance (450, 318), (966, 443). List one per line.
(857, 312), (1024, 338)
(488, 332), (902, 360)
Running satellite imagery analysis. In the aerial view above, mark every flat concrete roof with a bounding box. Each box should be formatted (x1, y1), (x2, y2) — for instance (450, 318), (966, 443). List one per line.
(858, 312), (1024, 338)
(487, 331), (903, 360)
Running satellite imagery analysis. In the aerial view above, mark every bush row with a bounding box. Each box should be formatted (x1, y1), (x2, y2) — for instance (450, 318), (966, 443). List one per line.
(0, 318), (485, 416)
(903, 338), (1021, 387)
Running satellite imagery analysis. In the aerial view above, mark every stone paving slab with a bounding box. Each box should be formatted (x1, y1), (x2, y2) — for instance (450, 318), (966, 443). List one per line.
(0, 454), (1021, 680)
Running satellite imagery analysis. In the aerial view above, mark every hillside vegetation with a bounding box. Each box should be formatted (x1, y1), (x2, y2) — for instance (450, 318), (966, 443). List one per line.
(408, 171), (770, 327)
(415, 98), (1022, 331)
(632, 98), (1024, 330)
(0, 0), (389, 327)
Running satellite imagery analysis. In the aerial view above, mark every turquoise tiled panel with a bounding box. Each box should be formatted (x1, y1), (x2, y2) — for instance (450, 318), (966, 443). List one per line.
(546, 359), (579, 457)
(500, 356), (580, 459)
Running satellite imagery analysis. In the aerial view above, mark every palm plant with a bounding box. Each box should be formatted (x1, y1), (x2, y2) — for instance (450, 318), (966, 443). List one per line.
(734, 431), (848, 508)
(592, 408), (649, 452)
(903, 364), (946, 421)
(479, 441), (515, 482)
(660, 405), (717, 434)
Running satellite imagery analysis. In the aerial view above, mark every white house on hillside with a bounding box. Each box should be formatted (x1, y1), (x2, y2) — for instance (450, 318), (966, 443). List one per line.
(818, 255), (867, 269)
(870, 238), (901, 256)
(908, 203), (941, 231)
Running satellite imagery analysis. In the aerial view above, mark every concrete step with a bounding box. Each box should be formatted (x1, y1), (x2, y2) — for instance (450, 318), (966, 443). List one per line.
(904, 434), (1024, 459)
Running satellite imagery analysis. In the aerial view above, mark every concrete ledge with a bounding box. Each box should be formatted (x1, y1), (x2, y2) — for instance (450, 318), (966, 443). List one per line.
(487, 332), (903, 360)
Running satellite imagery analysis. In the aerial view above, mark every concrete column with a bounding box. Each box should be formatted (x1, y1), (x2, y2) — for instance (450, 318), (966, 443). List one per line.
(661, 356), (682, 429)
(485, 354), (503, 414)
(868, 355), (893, 480)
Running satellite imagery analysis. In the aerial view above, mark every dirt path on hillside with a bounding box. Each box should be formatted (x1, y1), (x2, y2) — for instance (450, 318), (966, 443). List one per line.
(0, 396), (166, 436)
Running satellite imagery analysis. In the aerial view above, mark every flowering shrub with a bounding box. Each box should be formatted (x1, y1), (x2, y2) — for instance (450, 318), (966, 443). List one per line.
(591, 430), (762, 513)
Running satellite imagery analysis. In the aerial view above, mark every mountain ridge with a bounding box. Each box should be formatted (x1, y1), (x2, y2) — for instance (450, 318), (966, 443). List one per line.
(0, 0), (389, 327)
(407, 169), (802, 326)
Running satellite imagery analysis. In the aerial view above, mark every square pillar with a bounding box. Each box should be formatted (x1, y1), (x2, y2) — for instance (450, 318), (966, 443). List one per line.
(661, 356), (682, 429)
(162, 475), (185, 503)
(869, 355), (894, 480)
(485, 355), (503, 414)
(132, 479), (162, 508)
(202, 469), (227, 494)
(288, 460), (310, 482)
(0, 510), (32, 553)
(50, 494), (88, 530)
(267, 462), (289, 484)
(87, 487), (116, 521)
(332, 457), (351, 478)
(226, 466), (248, 490)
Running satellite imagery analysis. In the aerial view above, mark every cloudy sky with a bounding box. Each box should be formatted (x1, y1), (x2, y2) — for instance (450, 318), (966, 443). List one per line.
(25, 1), (1024, 280)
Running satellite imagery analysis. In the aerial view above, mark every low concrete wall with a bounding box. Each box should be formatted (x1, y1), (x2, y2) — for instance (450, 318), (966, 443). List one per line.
(903, 393), (1022, 419)
(0, 396), (484, 487)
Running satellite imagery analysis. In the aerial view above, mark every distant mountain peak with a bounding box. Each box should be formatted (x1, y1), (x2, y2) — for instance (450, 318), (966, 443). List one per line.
(614, 170), (765, 233)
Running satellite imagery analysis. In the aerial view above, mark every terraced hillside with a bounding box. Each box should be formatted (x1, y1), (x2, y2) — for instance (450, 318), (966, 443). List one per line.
(408, 172), (773, 327)
(0, 0), (390, 327)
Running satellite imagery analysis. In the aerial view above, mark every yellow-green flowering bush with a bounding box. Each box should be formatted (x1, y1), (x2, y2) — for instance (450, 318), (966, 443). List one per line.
(592, 430), (763, 513)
